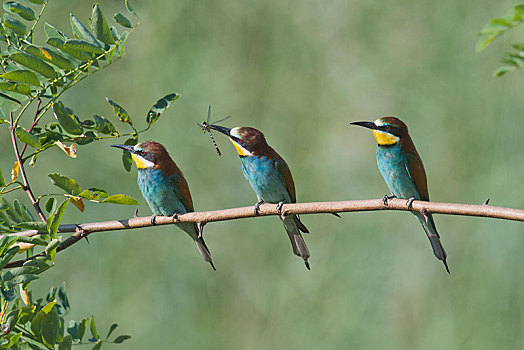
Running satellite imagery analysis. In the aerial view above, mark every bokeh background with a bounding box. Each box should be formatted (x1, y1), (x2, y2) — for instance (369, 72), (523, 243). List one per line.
(2, 0), (524, 348)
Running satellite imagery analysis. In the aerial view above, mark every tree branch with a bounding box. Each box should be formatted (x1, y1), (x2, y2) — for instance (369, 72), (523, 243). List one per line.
(8, 112), (46, 223)
(4, 198), (523, 268)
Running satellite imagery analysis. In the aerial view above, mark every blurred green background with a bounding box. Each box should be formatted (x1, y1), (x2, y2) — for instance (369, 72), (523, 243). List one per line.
(2, 0), (524, 348)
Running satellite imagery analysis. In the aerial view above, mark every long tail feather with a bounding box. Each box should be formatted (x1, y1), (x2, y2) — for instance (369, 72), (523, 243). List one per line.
(282, 216), (311, 270)
(414, 213), (449, 274)
(195, 237), (216, 271)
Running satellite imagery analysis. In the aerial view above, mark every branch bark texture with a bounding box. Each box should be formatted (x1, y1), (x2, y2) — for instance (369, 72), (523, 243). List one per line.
(4, 198), (523, 268)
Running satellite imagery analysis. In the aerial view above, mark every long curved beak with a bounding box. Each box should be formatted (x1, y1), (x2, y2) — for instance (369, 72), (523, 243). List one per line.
(110, 144), (135, 153)
(207, 124), (231, 136)
(350, 121), (378, 130)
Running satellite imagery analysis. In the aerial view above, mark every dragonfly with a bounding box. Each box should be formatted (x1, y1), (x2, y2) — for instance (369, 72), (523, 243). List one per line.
(198, 106), (231, 156)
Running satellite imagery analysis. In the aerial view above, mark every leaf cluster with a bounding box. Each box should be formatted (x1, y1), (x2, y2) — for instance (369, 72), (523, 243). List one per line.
(477, 4), (524, 76)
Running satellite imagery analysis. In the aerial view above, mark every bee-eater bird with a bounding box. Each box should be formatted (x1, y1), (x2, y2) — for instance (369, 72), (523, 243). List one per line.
(111, 141), (215, 270)
(350, 117), (449, 273)
(206, 124), (311, 269)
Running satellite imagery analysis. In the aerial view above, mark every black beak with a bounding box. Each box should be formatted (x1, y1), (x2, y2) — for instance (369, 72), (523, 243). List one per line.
(350, 121), (378, 130)
(207, 124), (231, 136)
(110, 144), (136, 153)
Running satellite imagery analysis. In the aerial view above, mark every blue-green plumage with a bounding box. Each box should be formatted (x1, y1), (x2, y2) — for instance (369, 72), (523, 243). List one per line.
(111, 141), (215, 270)
(137, 168), (197, 238)
(240, 156), (292, 204)
(377, 144), (421, 200)
(351, 117), (449, 273)
(207, 125), (311, 269)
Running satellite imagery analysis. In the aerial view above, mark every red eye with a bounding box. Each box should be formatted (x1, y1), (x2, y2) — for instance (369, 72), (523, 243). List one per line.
(386, 125), (391, 131)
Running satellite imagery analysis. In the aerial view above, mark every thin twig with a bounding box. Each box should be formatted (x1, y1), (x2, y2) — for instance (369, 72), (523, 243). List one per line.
(4, 198), (523, 268)
(19, 99), (41, 159)
(8, 113), (46, 223)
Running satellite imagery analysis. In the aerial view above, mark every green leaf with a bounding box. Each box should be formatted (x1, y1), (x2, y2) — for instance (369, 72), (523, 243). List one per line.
(0, 284), (16, 301)
(117, 30), (128, 56)
(476, 34), (498, 53)
(15, 127), (40, 148)
(31, 301), (59, 346)
(2, 265), (38, 280)
(101, 194), (139, 205)
(0, 91), (21, 106)
(58, 334), (72, 350)
(27, 0), (44, 4)
(45, 197), (57, 214)
(91, 4), (114, 45)
(3, 13), (26, 36)
(9, 273), (39, 284)
(0, 165), (4, 187)
(3, 332), (22, 348)
(47, 198), (69, 239)
(93, 115), (116, 134)
(44, 23), (65, 40)
(77, 318), (88, 342)
(89, 316), (98, 340)
(48, 173), (82, 195)
(106, 98), (132, 124)
(3, 1), (35, 21)
(480, 18), (512, 35)
(53, 101), (84, 135)
(0, 245), (19, 269)
(64, 39), (105, 55)
(106, 323), (118, 340)
(58, 282), (70, 314)
(70, 13), (103, 48)
(113, 335), (131, 344)
(122, 137), (137, 172)
(125, 0), (137, 18)
(0, 69), (41, 86)
(17, 235), (48, 246)
(493, 65), (514, 77)
(47, 37), (92, 63)
(146, 93), (179, 125)
(44, 238), (60, 259)
(14, 221), (48, 231)
(67, 321), (78, 341)
(114, 13), (132, 28)
(24, 45), (76, 71)
(0, 81), (32, 96)
(78, 188), (108, 201)
(10, 52), (58, 79)
(91, 341), (102, 350)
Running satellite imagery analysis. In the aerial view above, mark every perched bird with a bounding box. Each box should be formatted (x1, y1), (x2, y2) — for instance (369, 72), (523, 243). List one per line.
(206, 124), (311, 269)
(350, 117), (449, 273)
(111, 141), (215, 270)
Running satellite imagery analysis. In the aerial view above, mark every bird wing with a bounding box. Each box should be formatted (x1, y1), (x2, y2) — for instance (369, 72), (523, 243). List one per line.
(170, 173), (194, 212)
(404, 152), (429, 201)
(273, 158), (296, 203)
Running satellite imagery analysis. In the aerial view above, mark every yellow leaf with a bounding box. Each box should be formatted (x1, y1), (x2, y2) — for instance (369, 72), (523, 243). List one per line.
(56, 141), (77, 158)
(39, 47), (52, 60)
(14, 242), (34, 253)
(11, 161), (19, 182)
(20, 286), (30, 305)
(70, 197), (84, 212)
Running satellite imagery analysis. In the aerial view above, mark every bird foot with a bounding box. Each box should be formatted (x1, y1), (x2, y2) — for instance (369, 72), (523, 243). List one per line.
(420, 207), (429, 224)
(382, 194), (396, 206)
(170, 212), (180, 223)
(197, 222), (206, 238)
(483, 198), (490, 205)
(406, 197), (415, 210)
(134, 208), (139, 218)
(276, 200), (287, 220)
(253, 200), (264, 215)
(150, 214), (157, 225)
